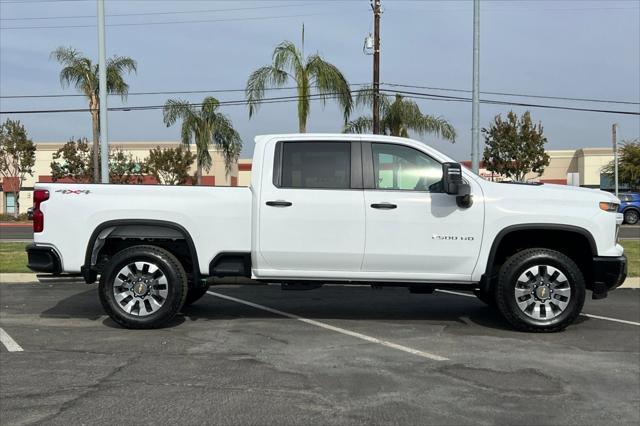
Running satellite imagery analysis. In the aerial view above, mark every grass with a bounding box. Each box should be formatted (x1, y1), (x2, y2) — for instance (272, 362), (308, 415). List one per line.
(0, 241), (636, 276)
(0, 242), (30, 273)
(621, 240), (639, 277)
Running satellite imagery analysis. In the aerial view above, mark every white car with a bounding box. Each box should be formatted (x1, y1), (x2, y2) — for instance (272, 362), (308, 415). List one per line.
(27, 134), (627, 331)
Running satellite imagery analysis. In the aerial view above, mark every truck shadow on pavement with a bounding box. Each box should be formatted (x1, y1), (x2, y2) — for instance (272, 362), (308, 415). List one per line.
(36, 285), (589, 332)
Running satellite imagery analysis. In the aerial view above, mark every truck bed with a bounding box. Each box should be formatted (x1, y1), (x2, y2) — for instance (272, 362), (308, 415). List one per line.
(33, 183), (252, 275)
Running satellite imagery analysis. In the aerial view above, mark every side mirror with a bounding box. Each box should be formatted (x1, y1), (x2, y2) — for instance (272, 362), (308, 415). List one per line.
(442, 162), (473, 208)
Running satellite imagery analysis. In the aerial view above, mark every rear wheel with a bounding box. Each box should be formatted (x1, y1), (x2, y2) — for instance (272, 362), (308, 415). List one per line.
(624, 209), (639, 225)
(495, 248), (585, 332)
(99, 245), (188, 329)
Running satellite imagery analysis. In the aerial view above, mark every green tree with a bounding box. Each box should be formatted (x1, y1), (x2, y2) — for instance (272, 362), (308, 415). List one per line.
(109, 148), (146, 184)
(482, 111), (550, 182)
(51, 139), (145, 184)
(0, 119), (36, 218)
(147, 146), (195, 185)
(345, 90), (456, 140)
(51, 47), (137, 183)
(51, 138), (93, 183)
(602, 139), (640, 190)
(163, 97), (241, 185)
(245, 40), (352, 133)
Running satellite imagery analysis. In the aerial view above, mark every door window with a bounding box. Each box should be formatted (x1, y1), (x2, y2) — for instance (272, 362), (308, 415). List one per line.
(279, 142), (351, 189)
(371, 143), (443, 192)
(5, 192), (15, 214)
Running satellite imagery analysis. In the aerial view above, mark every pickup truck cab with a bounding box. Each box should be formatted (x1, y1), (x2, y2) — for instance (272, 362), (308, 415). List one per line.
(27, 134), (627, 331)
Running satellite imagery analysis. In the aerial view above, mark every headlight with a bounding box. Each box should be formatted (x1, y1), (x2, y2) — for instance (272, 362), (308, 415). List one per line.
(599, 202), (619, 212)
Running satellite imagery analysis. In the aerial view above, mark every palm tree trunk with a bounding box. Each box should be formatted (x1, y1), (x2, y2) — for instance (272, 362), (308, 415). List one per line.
(196, 163), (202, 185)
(90, 99), (101, 184)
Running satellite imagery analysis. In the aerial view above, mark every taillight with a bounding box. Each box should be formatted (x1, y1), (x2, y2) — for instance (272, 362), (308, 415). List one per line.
(33, 189), (49, 233)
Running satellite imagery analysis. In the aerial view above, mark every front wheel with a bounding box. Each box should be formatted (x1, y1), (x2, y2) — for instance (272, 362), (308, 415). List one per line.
(495, 248), (585, 332)
(624, 209), (639, 225)
(99, 245), (188, 329)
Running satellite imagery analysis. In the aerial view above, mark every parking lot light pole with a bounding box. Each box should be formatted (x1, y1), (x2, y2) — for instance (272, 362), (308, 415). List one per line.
(98, 0), (109, 183)
(612, 123), (618, 197)
(471, 0), (480, 174)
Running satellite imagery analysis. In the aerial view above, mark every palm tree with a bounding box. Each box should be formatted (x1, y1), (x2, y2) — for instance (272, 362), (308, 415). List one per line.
(163, 97), (241, 185)
(51, 47), (137, 183)
(245, 40), (352, 133)
(344, 89), (457, 142)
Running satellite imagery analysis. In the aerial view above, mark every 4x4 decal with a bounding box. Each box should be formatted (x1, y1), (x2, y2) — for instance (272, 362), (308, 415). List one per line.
(55, 189), (91, 195)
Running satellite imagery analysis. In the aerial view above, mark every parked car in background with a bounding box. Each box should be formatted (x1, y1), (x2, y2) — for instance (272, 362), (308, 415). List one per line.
(619, 193), (640, 225)
(27, 207), (34, 220)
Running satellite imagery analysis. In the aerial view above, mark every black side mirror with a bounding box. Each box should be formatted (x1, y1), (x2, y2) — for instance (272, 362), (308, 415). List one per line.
(442, 162), (463, 194)
(442, 162), (473, 208)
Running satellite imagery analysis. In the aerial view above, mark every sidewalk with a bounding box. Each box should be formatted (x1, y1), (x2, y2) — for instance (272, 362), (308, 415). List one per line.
(1, 273), (638, 288)
(0, 222), (32, 227)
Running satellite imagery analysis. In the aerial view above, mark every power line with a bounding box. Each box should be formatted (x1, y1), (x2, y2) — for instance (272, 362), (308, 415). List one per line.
(383, 89), (640, 116)
(0, 12), (330, 30)
(0, 83), (370, 99)
(2, 82), (636, 107)
(0, 92), (362, 115)
(0, 2), (325, 21)
(382, 82), (640, 106)
(2, 88), (639, 116)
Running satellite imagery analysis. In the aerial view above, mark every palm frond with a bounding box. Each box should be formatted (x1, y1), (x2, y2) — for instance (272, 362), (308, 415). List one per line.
(162, 99), (195, 127)
(344, 116), (374, 134)
(272, 41), (303, 76)
(414, 115), (457, 142)
(245, 66), (289, 117)
(306, 54), (352, 123)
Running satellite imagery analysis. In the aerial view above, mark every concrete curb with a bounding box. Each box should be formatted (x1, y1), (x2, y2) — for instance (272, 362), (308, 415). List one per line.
(1, 273), (638, 288)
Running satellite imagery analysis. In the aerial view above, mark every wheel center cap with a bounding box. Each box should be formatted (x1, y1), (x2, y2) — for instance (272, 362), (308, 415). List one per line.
(536, 286), (550, 300)
(133, 282), (148, 296)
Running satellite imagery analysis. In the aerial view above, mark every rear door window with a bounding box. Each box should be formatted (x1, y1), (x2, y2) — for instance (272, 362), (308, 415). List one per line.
(279, 142), (351, 189)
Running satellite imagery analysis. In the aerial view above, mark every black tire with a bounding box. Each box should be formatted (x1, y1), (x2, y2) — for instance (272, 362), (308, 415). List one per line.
(99, 245), (188, 329)
(495, 248), (585, 332)
(473, 289), (496, 307)
(183, 285), (210, 307)
(624, 209), (639, 225)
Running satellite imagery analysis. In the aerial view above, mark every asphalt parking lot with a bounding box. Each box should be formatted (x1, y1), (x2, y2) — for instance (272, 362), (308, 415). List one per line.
(0, 282), (639, 425)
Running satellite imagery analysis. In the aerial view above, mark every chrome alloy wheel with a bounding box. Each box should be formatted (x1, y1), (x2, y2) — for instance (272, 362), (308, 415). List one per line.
(514, 265), (571, 321)
(112, 261), (168, 316)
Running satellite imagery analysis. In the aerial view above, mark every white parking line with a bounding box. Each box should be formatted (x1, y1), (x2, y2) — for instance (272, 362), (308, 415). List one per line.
(207, 291), (448, 361)
(580, 313), (640, 326)
(0, 327), (24, 352)
(436, 290), (640, 326)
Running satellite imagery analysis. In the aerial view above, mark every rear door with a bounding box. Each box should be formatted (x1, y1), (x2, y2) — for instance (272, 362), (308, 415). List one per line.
(256, 139), (365, 275)
(361, 141), (483, 281)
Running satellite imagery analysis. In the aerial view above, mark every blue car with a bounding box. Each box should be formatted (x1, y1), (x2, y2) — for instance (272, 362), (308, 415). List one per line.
(619, 192), (640, 225)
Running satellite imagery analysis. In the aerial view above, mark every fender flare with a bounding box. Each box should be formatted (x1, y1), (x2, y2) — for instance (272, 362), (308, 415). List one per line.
(82, 219), (200, 283)
(481, 223), (597, 286)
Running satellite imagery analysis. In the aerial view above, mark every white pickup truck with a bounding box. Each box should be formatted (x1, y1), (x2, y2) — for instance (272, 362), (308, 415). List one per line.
(27, 134), (627, 331)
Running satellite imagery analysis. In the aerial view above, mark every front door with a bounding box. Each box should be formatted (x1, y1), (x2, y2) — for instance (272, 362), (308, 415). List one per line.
(362, 142), (483, 281)
(257, 140), (365, 275)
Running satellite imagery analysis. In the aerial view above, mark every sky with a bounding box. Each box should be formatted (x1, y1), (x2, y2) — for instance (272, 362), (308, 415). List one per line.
(1, 0), (639, 162)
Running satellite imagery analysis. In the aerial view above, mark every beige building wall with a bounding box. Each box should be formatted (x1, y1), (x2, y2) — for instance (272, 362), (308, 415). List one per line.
(237, 159), (252, 187)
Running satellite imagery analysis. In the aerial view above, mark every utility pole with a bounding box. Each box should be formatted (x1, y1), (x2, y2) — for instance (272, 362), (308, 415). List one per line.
(372, 0), (381, 134)
(97, 0), (109, 183)
(612, 123), (618, 197)
(471, 0), (480, 173)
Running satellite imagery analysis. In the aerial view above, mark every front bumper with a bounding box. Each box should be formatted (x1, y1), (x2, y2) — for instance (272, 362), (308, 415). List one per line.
(591, 255), (627, 299)
(26, 244), (61, 274)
